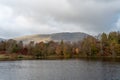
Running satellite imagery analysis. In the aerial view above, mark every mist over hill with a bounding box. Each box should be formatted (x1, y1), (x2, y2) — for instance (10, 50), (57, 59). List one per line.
(14, 32), (91, 43)
(0, 38), (5, 42)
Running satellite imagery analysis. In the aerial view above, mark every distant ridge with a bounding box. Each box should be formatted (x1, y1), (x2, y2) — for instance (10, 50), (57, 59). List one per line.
(14, 32), (91, 43)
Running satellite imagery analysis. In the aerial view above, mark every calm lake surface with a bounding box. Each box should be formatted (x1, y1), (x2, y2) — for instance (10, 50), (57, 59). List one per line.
(0, 60), (120, 80)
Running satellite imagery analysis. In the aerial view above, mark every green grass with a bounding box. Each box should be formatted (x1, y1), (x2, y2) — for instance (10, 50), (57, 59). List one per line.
(0, 54), (120, 61)
(0, 54), (33, 60)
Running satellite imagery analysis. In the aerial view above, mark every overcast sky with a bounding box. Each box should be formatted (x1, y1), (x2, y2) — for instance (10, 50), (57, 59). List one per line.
(0, 0), (120, 38)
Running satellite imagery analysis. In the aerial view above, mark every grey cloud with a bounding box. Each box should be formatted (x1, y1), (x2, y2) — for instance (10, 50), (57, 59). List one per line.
(54, 0), (120, 31)
(0, 0), (120, 38)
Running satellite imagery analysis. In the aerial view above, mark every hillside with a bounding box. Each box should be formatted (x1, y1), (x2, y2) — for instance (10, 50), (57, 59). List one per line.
(14, 32), (90, 43)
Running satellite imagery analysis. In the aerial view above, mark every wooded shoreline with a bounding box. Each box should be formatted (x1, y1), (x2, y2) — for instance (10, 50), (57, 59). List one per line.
(0, 31), (120, 61)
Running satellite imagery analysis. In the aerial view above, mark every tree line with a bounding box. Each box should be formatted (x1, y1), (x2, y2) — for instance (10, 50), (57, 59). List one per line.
(0, 31), (120, 59)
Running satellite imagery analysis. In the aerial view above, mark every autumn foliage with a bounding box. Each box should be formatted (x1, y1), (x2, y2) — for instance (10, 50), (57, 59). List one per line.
(0, 31), (120, 59)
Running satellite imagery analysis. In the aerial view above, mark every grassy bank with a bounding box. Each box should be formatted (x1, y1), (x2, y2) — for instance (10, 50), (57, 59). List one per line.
(0, 54), (34, 61)
(0, 54), (120, 62)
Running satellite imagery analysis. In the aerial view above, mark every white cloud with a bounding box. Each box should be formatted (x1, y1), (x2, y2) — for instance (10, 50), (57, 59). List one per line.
(116, 17), (120, 30)
(0, 4), (13, 20)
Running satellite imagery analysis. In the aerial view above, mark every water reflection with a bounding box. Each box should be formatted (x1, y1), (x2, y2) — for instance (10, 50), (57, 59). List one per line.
(0, 60), (119, 80)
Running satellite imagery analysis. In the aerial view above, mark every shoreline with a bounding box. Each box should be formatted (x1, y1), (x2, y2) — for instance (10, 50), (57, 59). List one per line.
(0, 54), (120, 62)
